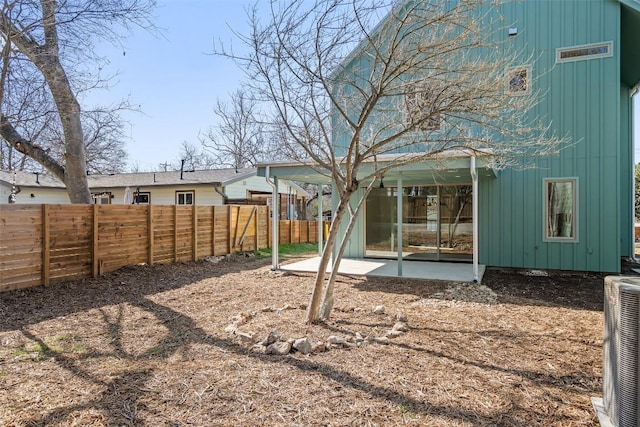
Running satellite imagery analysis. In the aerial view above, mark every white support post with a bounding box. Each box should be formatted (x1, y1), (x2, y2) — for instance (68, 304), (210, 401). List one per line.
(470, 157), (479, 282)
(397, 173), (403, 277)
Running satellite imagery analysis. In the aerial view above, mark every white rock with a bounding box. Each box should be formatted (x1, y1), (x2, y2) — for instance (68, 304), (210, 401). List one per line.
(395, 310), (408, 323)
(311, 341), (328, 353)
(392, 322), (410, 332)
(224, 324), (237, 334)
(372, 305), (386, 314)
(327, 335), (346, 345)
(293, 338), (313, 354)
(385, 330), (404, 338)
(261, 330), (282, 346)
(266, 341), (292, 355)
(373, 336), (390, 344)
(250, 344), (266, 354)
(236, 332), (255, 344)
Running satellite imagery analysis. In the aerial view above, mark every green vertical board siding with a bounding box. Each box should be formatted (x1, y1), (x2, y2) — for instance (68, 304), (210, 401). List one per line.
(619, 85), (633, 258)
(328, 0), (632, 272)
(479, 0), (624, 272)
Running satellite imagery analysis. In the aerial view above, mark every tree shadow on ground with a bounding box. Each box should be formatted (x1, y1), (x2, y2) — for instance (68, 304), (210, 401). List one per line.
(16, 295), (596, 426)
(0, 256), (272, 332)
(352, 266), (607, 311)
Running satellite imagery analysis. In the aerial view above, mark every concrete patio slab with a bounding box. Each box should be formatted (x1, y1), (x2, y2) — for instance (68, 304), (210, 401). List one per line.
(280, 257), (485, 283)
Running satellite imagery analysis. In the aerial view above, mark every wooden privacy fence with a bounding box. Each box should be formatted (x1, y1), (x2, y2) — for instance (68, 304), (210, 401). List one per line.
(0, 204), (324, 292)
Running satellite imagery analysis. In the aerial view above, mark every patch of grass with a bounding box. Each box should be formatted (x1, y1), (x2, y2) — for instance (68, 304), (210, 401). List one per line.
(148, 345), (164, 355)
(256, 243), (318, 258)
(13, 342), (55, 361)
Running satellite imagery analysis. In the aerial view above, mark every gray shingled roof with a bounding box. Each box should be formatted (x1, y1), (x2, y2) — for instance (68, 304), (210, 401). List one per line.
(0, 168), (257, 189)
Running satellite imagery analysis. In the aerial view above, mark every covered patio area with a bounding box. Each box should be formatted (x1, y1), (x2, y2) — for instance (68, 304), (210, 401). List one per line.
(259, 151), (496, 283)
(280, 256), (486, 283)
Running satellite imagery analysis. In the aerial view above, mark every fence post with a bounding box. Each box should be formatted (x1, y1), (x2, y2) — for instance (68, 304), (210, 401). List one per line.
(254, 206), (259, 250)
(290, 220), (294, 244)
(148, 205), (154, 265)
(211, 205), (216, 256)
(42, 204), (50, 286)
(227, 205), (233, 254)
(192, 205), (198, 261)
(92, 204), (99, 278)
(174, 205), (179, 263)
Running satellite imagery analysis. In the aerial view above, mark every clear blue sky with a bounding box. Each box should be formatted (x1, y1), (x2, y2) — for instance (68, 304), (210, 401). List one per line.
(86, 0), (640, 171)
(86, 0), (253, 171)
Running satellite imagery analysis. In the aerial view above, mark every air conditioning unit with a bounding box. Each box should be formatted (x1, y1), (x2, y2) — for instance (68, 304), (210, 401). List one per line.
(603, 276), (640, 427)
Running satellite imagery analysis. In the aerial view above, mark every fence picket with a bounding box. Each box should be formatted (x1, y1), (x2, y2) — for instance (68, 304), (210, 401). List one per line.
(0, 204), (324, 292)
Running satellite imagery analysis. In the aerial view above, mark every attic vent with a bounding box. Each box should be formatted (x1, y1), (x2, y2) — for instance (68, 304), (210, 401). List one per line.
(556, 42), (612, 63)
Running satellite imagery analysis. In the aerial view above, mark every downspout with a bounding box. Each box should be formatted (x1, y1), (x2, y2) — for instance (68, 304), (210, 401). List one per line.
(470, 156), (479, 282)
(214, 184), (228, 204)
(265, 166), (279, 270)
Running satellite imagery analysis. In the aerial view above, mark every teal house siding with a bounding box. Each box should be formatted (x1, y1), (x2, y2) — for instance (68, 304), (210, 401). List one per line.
(258, 0), (639, 273)
(479, 0), (630, 272)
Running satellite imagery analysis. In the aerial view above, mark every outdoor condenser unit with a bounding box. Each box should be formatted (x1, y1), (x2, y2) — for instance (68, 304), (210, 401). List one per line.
(603, 276), (640, 427)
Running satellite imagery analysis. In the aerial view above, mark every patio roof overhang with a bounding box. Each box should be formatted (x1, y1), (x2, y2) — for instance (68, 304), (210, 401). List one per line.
(257, 151), (498, 186)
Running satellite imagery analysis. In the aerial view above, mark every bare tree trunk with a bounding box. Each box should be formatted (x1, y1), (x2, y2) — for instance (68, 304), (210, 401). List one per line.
(320, 182), (374, 320)
(306, 194), (351, 323)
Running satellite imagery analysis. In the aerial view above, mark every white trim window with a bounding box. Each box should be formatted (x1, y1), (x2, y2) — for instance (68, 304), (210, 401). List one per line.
(506, 66), (530, 95)
(556, 41), (613, 64)
(176, 191), (194, 205)
(92, 192), (111, 204)
(544, 178), (577, 242)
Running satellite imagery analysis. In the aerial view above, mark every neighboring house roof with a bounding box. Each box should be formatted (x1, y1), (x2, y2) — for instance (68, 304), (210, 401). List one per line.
(0, 170), (66, 189)
(0, 168), (312, 198)
(0, 168), (257, 190)
(88, 168), (256, 188)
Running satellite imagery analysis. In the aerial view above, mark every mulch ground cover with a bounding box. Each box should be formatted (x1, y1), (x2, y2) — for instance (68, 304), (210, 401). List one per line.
(0, 255), (610, 426)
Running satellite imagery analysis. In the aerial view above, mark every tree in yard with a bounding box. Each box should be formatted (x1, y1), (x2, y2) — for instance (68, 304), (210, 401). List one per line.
(171, 141), (217, 172)
(200, 89), (274, 169)
(222, 0), (565, 323)
(0, 0), (156, 202)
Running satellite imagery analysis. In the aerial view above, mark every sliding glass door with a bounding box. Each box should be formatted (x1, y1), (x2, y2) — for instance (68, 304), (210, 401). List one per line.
(365, 184), (472, 261)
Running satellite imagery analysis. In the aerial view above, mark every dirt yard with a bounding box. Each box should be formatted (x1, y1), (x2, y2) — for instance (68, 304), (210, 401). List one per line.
(0, 255), (607, 426)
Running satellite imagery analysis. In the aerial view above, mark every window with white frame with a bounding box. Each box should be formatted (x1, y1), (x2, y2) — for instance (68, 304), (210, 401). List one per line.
(507, 66), (530, 94)
(92, 192), (111, 204)
(556, 42), (613, 64)
(176, 191), (194, 205)
(404, 80), (441, 131)
(544, 178), (577, 241)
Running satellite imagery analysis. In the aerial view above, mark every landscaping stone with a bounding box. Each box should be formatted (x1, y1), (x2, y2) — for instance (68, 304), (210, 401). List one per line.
(385, 330), (404, 338)
(250, 344), (266, 354)
(236, 332), (255, 345)
(293, 338), (312, 354)
(327, 335), (346, 345)
(392, 322), (409, 332)
(372, 305), (386, 314)
(261, 330), (282, 346)
(266, 341), (292, 355)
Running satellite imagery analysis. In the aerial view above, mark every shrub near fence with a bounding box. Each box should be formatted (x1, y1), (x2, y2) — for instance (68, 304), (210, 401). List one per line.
(0, 204), (323, 292)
